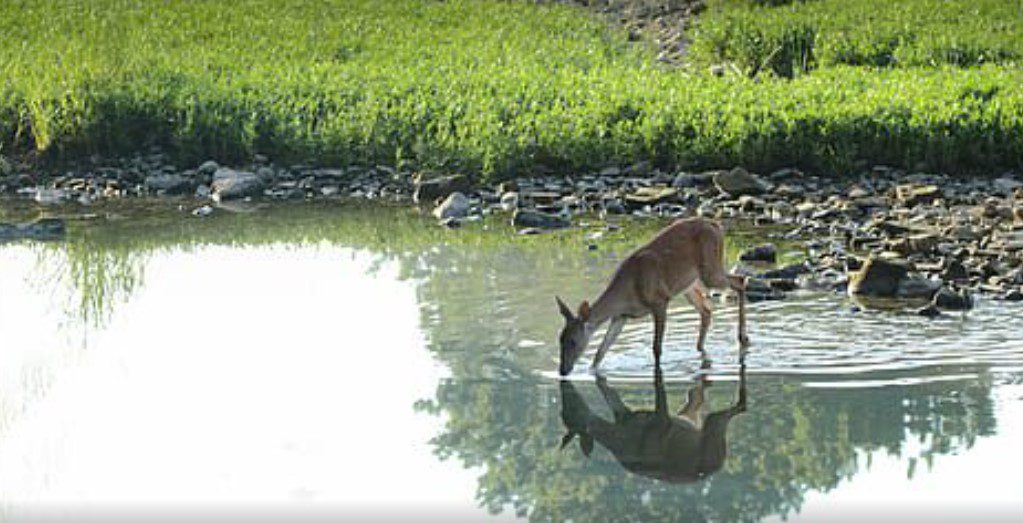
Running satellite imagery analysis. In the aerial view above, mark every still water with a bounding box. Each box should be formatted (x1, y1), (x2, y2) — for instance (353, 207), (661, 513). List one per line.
(1, 201), (1021, 521)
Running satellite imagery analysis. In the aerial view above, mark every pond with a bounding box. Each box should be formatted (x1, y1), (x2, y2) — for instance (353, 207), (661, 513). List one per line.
(1, 201), (1022, 521)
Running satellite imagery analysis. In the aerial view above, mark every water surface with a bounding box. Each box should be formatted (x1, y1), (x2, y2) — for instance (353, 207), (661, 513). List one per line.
(1, 201), (1021, 521)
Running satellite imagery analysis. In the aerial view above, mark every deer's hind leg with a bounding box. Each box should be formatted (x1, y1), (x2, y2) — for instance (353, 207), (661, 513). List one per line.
(684, 286), (712, 353)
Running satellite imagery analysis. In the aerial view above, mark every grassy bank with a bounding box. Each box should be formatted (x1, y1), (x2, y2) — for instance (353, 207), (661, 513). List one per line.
(1, 0), (1021, 179)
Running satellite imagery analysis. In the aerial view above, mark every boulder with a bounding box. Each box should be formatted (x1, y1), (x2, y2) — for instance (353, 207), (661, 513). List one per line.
(713, 167), (771, 197)
(211, 167), (264, 201)
(932, 287), (973, 310)
(847, 256), (909, 297)
(432, 192), (471, 220)
(413, 174), (471, 204)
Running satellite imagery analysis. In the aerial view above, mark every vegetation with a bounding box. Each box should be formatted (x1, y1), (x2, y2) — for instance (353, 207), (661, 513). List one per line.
(693, 0), (1023, 77)
(1, 0), (1021, 180)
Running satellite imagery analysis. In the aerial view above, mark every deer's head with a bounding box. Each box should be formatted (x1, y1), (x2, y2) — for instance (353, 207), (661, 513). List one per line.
(556, 296), (592, 376)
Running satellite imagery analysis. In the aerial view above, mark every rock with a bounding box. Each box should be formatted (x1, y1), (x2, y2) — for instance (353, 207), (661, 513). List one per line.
(413, 174), (471, 204)
(1004, 289), (1023, 301)
(917, 304), (942, 317)
(713, 167), (771, 197)
(739, 244), (777, 264)
(144, 174), (195, 196)
(211, 168), (264, 201)
(191, 205), (214, 217)
(761, 262), (811, 279)
(887, 233), (939, 256)
(500, 192), (519, 211)
(896, 277), (942, 300)
(602, 200), (627, 215)
(895, 184), (940, 207)
(941, 260), (969, 282)
(624, 187), (678, 209)
(0, 218), (66, 242)
(744, 278), (786, 302)
(197, 160), (219, 176)
(439, 217), (462, 229)
(523, 191), (562, 205)
(433, 192), (471, 220)
(848, 256), (909, 297)
(932, 287), (973, 310)
(672, 172), (714, 188)
(992, 176), (1022, 195)
(498, 180), (519, 194)
(33, 188), (68, 205)
(512, 209), (570, 229)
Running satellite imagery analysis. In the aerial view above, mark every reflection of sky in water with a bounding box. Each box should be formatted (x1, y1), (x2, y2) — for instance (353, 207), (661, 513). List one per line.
(0, 245), (486, 516)
(1, 206), (1022, 520)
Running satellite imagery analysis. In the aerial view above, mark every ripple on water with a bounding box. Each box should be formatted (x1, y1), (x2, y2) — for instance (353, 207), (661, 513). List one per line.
(550, 292), (1023, 386)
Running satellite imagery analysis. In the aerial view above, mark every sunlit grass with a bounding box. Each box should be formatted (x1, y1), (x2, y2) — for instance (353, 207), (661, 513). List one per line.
(1, 0), (1021, 178)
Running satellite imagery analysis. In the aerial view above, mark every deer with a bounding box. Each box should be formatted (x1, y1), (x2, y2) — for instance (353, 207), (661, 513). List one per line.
(556, 217), (748, 376)
(559, 359), (747, 483)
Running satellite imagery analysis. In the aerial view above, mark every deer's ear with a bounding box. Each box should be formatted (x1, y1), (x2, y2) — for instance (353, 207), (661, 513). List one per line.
(578, 301), (591, 321)
(556, 296), (574, 320)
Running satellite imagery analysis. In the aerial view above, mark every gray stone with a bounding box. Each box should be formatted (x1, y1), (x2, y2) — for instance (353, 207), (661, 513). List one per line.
(197, 160), (219, 176)
(145, 174), (195, 195)
(848, 256), (909, 297)
(672, 172), (714, 188)
(624, 187), (679, 209)
(739, 244), (777, 263)
(191, 205), (214, 217)
(713, 167), (771, 197)
(33, 188), (68, 205)
(432, 192), (471, 220)
(512, 209), (570, 229)
(211, 168), (265, 201)
(932, 287), (973, 310)
(895, 184), (940, 206)
(500, 192), (519, 211)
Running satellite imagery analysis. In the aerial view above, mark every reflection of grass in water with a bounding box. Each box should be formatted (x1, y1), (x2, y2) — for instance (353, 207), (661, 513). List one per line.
(33, 199), (798, 328)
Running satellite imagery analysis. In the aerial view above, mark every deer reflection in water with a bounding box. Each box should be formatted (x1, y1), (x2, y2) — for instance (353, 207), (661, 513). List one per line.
(559, 359), (747, 484)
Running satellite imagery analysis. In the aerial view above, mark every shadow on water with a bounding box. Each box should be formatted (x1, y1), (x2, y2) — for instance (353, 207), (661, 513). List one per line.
(560, 359), (747, 484)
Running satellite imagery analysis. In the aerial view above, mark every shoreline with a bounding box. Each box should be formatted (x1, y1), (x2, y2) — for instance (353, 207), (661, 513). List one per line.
(3, 155), (1021, 312)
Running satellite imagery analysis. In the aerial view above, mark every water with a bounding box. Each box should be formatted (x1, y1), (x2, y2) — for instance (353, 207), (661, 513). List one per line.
(1, 201), (1022, 521)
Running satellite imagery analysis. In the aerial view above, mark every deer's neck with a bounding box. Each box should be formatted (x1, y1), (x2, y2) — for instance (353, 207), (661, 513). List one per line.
(586, 289), (619, 330)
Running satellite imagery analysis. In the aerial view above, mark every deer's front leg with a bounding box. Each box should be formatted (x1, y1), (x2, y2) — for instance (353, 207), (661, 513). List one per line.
(651, 303), (667, 368)
(728, 275), (750, 348)
(591, 317), (626, 371)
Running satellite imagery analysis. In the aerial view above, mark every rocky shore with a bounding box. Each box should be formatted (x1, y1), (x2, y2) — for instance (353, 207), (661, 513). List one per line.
(2, 152), (1021, 314)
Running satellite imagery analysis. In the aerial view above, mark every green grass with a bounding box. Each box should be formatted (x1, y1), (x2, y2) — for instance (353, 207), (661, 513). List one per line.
(1, 0), (1021, 179)
(692, 0), (1023, 77)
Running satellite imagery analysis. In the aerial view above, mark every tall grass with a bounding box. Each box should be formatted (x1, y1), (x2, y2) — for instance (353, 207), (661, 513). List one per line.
(1, 0), (1021, 179)
(693, 0), (1023, 77)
